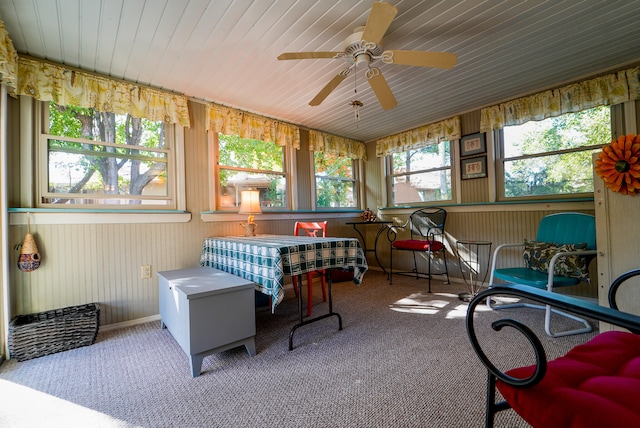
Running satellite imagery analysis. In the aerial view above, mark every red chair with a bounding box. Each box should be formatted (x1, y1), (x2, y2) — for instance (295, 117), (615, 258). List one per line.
(293, 221), (328, 316)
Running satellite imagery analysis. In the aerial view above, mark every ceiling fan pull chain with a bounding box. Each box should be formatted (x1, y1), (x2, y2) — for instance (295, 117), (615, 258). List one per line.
(351, 63), (363, 125)
(352, 100), (363, 124)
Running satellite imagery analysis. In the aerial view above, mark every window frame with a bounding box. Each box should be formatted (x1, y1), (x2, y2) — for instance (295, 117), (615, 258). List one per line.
(385, 140), (454, 206)
(496, 106), (610, 201)
(210, 131), (293, 211)
(312, 151), (360, 210)
(36, 101), (185, 211)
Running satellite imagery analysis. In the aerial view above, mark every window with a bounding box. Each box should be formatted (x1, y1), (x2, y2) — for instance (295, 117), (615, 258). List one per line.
(39, 102), (179, 209)
(314, 152), (357, 208)
(499, 106), (610, 199)
(388, 141), (452, 205)
(216, 133), (288, 209)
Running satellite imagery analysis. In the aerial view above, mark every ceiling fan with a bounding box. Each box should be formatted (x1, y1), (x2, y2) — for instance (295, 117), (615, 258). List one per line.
(277, 1), (457, 110)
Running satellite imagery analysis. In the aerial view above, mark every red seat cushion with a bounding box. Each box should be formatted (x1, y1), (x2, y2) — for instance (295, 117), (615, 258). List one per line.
(497, 331), (640, 428)
(392, 240), (444, 251)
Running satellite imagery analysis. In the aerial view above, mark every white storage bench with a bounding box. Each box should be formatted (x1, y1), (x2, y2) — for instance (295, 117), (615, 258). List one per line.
(158, 267), (256, 377)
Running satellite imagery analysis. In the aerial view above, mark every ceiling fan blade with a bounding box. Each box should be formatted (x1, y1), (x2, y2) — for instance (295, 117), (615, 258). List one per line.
(366, 68), (397, 110)
(361, 2), (398, 45)
(383, 50), (458, 69)
(277, 52), (342, 60)
(309, 70), (349, 106)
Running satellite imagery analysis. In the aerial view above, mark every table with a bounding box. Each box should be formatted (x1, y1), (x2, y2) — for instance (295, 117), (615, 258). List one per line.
(455, 240), (492, 302)
(346, 220), (392, 276)
(158, 267), (256, 377)
(200, 235), (368, 350)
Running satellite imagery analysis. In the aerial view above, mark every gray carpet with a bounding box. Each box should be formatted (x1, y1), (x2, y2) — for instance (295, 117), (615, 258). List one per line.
(0, 270), (597, 427)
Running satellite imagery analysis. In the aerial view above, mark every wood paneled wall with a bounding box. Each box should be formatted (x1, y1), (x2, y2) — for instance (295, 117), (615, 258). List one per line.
(459, 110), (490, 204)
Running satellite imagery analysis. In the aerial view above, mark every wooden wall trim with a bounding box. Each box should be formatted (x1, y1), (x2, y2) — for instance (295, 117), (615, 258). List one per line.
(10, 211), (191, 225)
(381, 200), (594, 214)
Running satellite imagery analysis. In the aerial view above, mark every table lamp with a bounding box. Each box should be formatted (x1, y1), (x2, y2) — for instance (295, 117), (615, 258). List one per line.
(239, 189), (262, 236)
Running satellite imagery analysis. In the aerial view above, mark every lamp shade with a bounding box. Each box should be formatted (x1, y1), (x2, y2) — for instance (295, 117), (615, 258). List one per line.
(238, 190), (262, 215)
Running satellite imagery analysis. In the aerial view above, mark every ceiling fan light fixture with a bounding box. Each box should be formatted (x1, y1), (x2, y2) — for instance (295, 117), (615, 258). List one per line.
(355, 53), (371, 67)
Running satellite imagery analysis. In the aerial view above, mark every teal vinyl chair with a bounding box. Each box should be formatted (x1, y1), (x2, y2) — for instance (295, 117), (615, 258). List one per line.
(487, 212), (597, 337)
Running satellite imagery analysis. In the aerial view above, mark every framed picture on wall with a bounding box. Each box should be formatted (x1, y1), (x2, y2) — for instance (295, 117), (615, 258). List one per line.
(461, 156), (487, 180)
(460, 133), (486, 157)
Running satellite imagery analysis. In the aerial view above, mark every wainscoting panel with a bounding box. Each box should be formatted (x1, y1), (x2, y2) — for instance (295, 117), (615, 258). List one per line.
(8, 207), (597, 326)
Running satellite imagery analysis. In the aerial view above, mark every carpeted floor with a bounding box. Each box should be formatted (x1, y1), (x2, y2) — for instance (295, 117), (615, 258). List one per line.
(0, 270), (598, 427)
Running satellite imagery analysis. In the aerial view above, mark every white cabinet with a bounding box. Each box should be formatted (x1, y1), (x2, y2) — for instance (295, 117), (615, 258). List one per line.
(158, 267), (256, 377)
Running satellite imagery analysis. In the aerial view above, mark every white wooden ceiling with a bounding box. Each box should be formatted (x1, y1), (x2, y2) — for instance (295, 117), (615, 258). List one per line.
(1, 0), (640, 142)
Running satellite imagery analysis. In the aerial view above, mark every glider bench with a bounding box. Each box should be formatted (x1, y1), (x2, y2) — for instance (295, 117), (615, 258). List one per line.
(466, 268), (640, 428)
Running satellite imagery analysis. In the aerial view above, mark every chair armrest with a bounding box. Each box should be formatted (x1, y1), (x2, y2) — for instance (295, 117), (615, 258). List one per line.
(467, 272), (640, 388)
(386, 218), (410, 243)
(488, 242), (525, 286)
(545, 249), (597, 290)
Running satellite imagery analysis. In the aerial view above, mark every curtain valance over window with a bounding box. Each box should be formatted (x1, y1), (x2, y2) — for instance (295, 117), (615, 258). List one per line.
(308, 130), (366, 160)
(480, 66), (640, 132)
(375, 116), (461, 157)
(206, 104), (300, 149)
(0, 19), (17, 92)
(17, 57), (191, 127)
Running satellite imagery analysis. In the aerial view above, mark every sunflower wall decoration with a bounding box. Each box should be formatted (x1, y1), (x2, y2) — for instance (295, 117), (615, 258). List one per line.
(595, 134), (640, 195)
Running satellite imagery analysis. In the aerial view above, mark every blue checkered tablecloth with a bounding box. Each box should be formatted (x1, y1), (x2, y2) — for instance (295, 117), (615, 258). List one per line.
(200, 235), (368, 312)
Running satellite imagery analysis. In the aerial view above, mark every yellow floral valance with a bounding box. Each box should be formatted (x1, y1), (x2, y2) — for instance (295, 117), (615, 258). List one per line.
(0, 19), (17, 92)
(308, 130), (366, 160)
(17, 57), (191, 127)
(480, 66), (640, 132)
(375, 116), (461, 157)
(205, 104), (300, 149)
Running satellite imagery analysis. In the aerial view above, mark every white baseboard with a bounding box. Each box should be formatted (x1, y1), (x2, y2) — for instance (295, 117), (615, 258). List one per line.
(100, 314), (161, 332)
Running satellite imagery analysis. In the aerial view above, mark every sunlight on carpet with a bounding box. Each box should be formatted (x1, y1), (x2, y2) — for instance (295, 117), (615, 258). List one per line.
(445, 304), (471, 319)
(0, 379), (139, 428)
(389, 292), (461, 315)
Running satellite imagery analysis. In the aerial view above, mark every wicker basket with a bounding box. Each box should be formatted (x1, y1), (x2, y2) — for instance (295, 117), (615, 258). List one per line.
(8, 303), (100, 361)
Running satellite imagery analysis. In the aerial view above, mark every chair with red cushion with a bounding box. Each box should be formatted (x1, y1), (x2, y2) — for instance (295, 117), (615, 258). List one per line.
(293, 221), (328, 316)
(388, 207), (449, 292)
(466, 268), (640, 428)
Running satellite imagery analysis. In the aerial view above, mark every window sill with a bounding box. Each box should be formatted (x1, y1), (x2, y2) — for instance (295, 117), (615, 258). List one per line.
(200, 210), (361, 222)
(9, 208), (192, 225)
(380, 198), (595, 213)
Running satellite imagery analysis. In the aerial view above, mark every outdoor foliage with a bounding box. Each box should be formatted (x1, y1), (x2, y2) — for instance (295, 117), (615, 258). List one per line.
(47, 102), (167, 204)
(391, 142), (451, 203)
(504, 106), (610, 197)
(391, 142), (450, 173)
(314, 152), (355, 208)
(218, 133), (285, 207)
